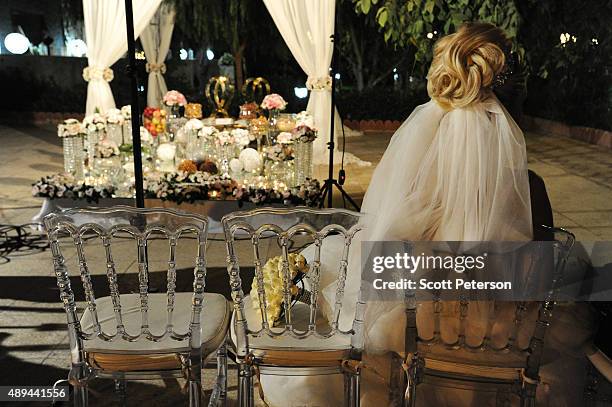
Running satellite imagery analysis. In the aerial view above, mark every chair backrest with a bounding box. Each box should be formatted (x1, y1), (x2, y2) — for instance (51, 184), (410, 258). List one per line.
(221, 207), (364, 356)
(405, 227), (576, 359)
(44, 206), (209, 348)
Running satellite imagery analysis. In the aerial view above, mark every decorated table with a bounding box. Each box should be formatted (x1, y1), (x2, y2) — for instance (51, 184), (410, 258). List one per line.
(32, 89), (323, 229)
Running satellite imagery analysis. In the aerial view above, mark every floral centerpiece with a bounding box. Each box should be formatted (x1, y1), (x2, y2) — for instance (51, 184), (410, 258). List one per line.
(32, 173), (115, 203)
(295, 111), (314, 128)
(231, 128), (252, 148)
(264, 144), (293, 162)
(261, 93), (287, 111)
(215, 130), (234, 146)
(83, 113), (107, 133)
(105, 108), (124, 125)
(57, 118), (86, 138)
(121, 105), (132, 121)
(250, 253), (309, 324)
(162, 90), (187, 107)
(291, 124), (317, 184)
(276, 131), (294, 144)
(58, 119), (86, 179)
(143, 107), (167, 137)
(198, 126), (219, 141)
(291, 125), (318, 143)
(96, 138), (119, 158)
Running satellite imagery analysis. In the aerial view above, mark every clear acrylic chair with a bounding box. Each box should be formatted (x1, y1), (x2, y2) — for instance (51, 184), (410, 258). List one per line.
(398, 226), (576, 407)
(221, 207), (365, 407)
(44, 206), (231, 407)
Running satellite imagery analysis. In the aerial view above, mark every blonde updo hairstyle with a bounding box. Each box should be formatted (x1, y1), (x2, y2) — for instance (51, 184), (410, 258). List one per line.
(427, 22), (511, 110)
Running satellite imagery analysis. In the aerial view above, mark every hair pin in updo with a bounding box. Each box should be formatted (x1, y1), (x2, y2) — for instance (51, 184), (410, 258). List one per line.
(493, 51), (517, 89)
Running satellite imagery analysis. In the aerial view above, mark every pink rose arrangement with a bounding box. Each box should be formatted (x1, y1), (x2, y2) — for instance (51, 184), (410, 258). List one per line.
(163, 90), (188, 107)
(261, 93), (287, 111)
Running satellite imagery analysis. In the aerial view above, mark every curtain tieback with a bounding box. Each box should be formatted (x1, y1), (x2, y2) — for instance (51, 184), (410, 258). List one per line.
(146, 62), (167, 74)
(306, 75), (332, 91)
(82, 66), (114, 82)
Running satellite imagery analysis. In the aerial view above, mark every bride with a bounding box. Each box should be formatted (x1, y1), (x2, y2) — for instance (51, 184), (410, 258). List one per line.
(260, 22), (595, 406)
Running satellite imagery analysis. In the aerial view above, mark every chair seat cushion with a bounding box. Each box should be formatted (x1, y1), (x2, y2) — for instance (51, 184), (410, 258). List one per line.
(231, 295), (352, 360)
(80, 292), (231, 356)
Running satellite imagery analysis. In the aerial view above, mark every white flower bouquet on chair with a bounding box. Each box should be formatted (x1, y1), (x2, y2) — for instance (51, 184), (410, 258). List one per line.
(250, 253), (309, 325)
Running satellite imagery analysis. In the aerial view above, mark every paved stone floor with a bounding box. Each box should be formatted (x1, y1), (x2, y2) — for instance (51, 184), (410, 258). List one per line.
(0, 123), (611, 405)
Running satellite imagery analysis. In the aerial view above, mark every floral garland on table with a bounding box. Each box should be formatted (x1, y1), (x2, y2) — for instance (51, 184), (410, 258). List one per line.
(32, 173), (115, 203)
(144, 171), (238, 204)
(234, 178), (321, 207)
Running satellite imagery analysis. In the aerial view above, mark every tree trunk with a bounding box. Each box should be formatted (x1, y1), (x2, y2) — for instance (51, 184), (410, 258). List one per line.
(234, 42), (246, 90)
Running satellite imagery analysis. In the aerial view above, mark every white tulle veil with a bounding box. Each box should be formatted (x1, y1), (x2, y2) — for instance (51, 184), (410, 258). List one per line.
(323, 95), (533, 347)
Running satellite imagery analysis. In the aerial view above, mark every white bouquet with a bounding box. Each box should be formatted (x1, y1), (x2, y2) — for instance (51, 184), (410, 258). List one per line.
(83, 113), (107, 133)
(231, 128), (251, 147)
(250, 253), (308, 324)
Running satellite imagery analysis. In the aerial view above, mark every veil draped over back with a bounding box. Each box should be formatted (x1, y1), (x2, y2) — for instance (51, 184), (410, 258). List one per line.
(324, 95), (533, 338)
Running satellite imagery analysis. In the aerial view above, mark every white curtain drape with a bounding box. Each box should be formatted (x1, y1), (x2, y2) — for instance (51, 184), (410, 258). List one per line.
(140, 3), (175, 107)
(263, 0), (368, 166)
(83, 0), (162, 115)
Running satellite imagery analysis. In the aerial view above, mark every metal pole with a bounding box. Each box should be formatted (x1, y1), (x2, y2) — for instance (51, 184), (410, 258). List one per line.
(124, 0), (145, 208)
(327, 24), (337, 208)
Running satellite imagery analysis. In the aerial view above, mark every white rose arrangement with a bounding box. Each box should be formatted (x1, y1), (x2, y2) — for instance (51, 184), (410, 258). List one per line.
(96, 138), (119, 158)
(231, 128), (251, 147)
(276, 132), (293, 144)
(295, 111), (315, 128)
(121, 105), (132, 120)
(215, 130), (234, 146)
(83, 113), (107, 133)
(105, 108), (124, 125)
(250, 253), (309, 324)
(184, 118), (204, 131)
(58, 118), (86, 138)
(198, 126), (218, 141)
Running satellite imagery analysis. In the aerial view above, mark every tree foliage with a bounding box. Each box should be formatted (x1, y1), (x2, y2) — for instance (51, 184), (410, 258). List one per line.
(352, 0), (522, 63)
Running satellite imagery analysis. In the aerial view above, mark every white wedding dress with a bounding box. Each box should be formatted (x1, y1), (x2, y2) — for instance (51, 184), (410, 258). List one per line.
(259, 96), (595, 406)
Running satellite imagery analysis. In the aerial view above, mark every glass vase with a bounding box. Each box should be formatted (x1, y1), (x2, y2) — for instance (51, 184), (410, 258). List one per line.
(165, 104), (186, 142)
(94, 156), (120, 185)
(217, 144), (235, 176)
(294, 141), (313, 185)
(62, 135), (85, 180)
(85, 131), (100, 176)
(122, 120), (132, 145)
(267, 109), (280, 144)
(265, 160), (294, 190)
(107, 123), (123, 146)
